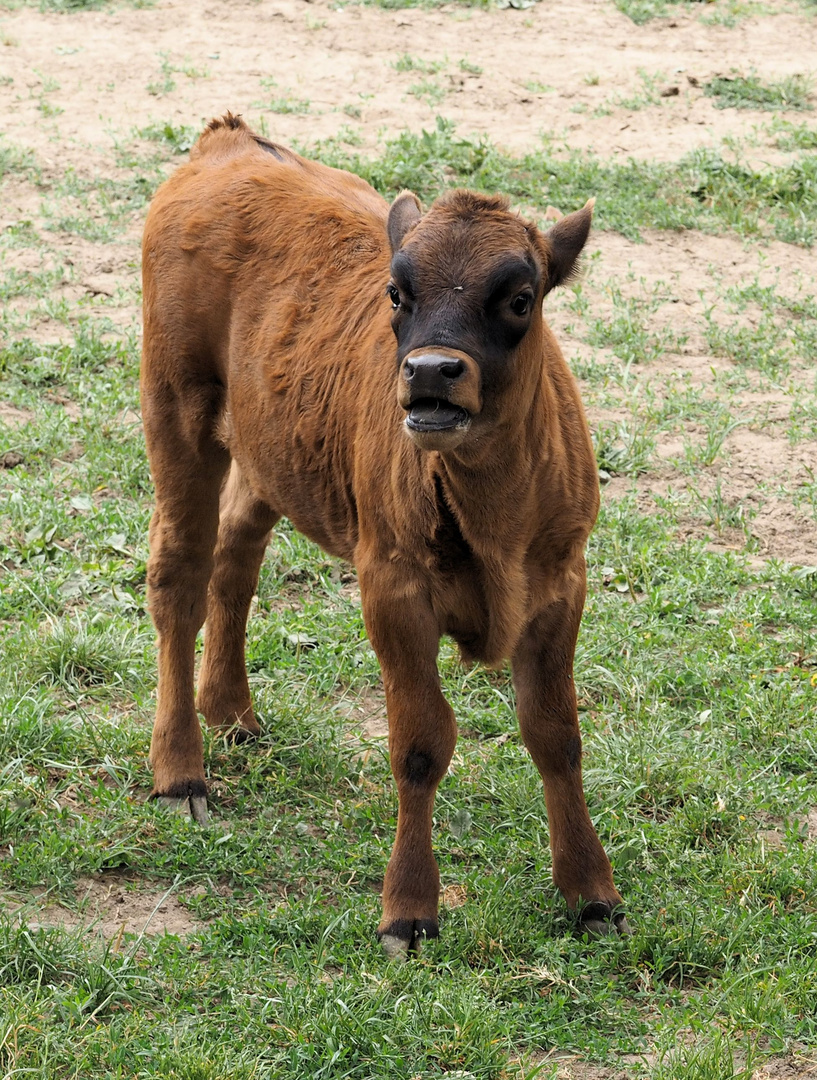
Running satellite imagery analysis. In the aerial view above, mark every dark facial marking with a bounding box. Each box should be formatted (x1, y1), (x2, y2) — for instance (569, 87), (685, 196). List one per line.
(483, 255), (540, 306)
(389, 252), (417, 304)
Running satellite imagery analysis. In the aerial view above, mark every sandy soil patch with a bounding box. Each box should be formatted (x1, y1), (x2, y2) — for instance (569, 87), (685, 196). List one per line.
(1, 0), (814, 160)
(3, 871), (205, 938)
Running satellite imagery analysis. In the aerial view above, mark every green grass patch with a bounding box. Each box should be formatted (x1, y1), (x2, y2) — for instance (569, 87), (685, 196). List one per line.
(309, 118), (817, 246)
(2, 480), (817, 1074)
(770, 118), (817, 151)
(137, 120), (198, 155)
(704, 73), (813, 111)
(2, 296), (817, 1075)
(0, 137), (41, 183)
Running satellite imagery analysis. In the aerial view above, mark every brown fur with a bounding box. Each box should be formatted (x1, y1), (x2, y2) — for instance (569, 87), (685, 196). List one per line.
(141, 113), (624, 953)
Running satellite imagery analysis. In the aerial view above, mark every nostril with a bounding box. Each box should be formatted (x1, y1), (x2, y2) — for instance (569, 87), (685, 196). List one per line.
(440, 361), (465, 380)
(404, 362), (415, 379)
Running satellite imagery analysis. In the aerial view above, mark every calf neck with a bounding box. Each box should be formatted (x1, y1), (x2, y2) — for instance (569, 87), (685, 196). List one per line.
(141, 114), (627, 956)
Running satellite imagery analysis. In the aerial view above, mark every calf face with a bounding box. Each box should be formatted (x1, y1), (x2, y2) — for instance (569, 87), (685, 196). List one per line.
(387, 190), (592, 452)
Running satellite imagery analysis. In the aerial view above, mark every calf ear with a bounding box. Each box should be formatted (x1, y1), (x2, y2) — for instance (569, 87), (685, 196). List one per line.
(543, 198), (594, 293)
(388, 191), (423, 253)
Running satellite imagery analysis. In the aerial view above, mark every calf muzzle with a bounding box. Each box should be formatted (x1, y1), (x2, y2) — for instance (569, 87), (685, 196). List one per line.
(398, 348), (481, 452)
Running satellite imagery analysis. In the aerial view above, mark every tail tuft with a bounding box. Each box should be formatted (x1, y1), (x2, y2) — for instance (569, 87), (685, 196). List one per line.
(206, 112), (248, 134)
(191, 112), (291, 165)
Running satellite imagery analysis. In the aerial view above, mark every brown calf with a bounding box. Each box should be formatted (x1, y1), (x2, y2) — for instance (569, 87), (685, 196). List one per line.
(141, 113), (627, 956)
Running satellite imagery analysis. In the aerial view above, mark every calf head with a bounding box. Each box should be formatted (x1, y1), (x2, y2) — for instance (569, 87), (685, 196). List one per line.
(387, 189), (593, 452)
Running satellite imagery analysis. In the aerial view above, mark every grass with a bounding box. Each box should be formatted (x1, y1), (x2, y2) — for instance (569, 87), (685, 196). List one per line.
(137, 121), (198, 155)
(771, 118), (817, 150)
(392, 54), (447, 74)
(612, 0), (780, 24)
(311, 118), (817, 247)
(2, 82), (817, 1080)
(704, 73), (813, 112)
(253, 78), (311, 116)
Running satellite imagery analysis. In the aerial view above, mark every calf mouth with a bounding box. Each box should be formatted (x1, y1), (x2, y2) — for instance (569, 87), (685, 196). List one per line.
(405, 398), (471, 434)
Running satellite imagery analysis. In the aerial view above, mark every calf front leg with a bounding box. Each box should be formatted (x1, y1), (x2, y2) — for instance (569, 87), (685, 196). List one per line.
(360, 562), (457, 958)
(512, 577), (628, 934)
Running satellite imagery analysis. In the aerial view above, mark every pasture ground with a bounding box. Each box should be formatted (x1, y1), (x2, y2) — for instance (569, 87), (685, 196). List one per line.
(1, 0), (816, 1076)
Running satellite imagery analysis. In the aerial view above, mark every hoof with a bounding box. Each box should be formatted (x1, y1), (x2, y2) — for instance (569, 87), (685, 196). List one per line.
(222, 722), (259, 745)
(377, 918), (439, 960)
(202, 719), (259, 744)
(152, 781), (210, 825)
(199, 700), (261, 741)
(155, 794), (210, 824)
(577, 902), (631, 938)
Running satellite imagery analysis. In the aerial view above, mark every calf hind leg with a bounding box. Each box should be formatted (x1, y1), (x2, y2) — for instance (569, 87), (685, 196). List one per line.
(144, 384), (230, 823)
(197, 462), (279, 735)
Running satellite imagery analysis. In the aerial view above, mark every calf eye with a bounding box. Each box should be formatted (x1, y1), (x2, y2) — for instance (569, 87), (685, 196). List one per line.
(386, 284), (401, 309)
(510, 293), (532, 317)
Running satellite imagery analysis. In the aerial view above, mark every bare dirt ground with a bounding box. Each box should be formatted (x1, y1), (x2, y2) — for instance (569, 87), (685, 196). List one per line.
(0, 0), (814, 159)
(3, 872), (204, 936)
(1, 0), (816, 1074)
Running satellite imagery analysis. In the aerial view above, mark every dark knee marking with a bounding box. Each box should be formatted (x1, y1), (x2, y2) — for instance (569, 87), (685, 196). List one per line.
(566, 735), (581, 771)
(150, 778), (208, 800)
(404, 750), (434, 785)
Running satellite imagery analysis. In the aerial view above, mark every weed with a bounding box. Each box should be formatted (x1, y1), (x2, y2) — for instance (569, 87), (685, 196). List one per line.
(261, 96), (311, 115)
(392, 53), (446, 74)
(254, 80), (311, 115)
(683, 409), (745, 469)
(593, 419), (656, 475)
(0, 138), (40, 183)
(138, 120), (197, 154)
(146, 52), (176, 97)
(770, 118), (817, 151)
(654, 1032), (759, 1079)
(585, 281), (686, 367)
(612, 68), (666, 111)
(687, 478), (755, 537)
(408, 79), (447, 106)
(704, 73), (813, 111)
(613, 0), (672, 26)
(703, 309), (793, 377)
(458, 58), (482, 75)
